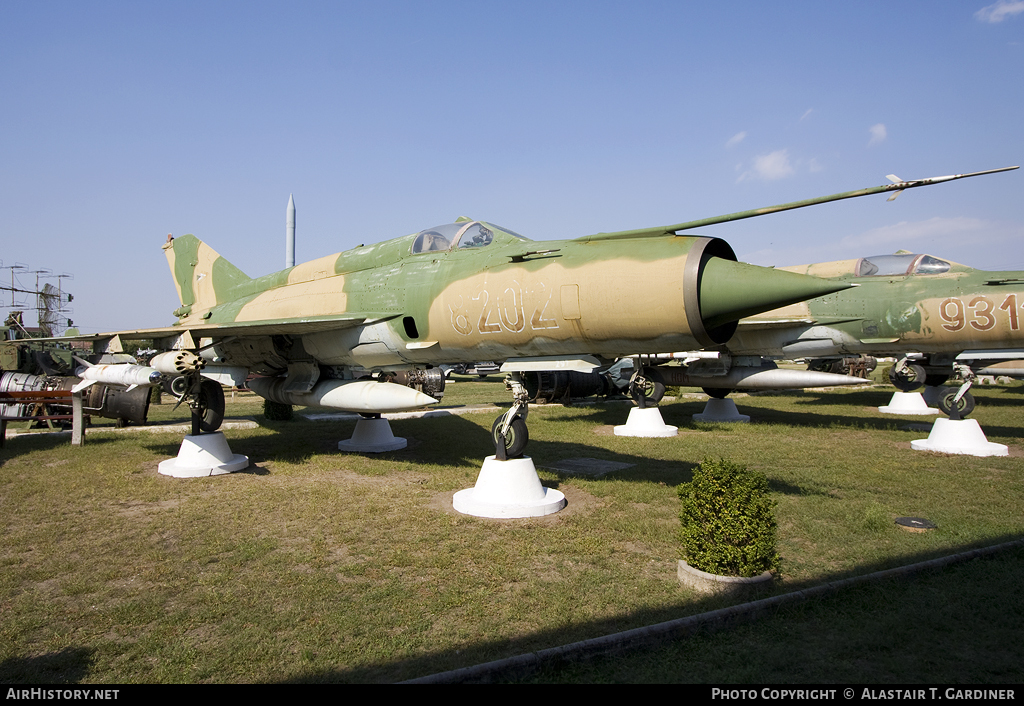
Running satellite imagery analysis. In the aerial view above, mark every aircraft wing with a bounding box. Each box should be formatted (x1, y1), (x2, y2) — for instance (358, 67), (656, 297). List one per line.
(576, 167), (1017, 242)
(16, 314), (398, 350)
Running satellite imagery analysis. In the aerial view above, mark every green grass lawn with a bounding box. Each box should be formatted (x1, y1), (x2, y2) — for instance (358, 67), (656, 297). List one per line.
(2, 375), (1022, 683)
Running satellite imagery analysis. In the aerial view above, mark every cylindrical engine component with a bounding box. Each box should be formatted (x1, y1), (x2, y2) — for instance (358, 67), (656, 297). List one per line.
(248, 377), (438, 413)
(79, 379), (152, 425)
(524, 371), (608, 403)
(650, 363), (864, 390)
(387, 368), (446, 400)
(1, 372), (151, 425)
(0, 372), (47, 419)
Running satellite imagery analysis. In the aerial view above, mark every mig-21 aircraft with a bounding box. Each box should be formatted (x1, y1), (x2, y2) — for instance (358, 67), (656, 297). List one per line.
(28, 166), (1015, 457)
(724, 247), (1024, 416)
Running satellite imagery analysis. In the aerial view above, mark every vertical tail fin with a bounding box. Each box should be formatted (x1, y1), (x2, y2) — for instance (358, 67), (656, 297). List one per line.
(162, 234), (251, 319)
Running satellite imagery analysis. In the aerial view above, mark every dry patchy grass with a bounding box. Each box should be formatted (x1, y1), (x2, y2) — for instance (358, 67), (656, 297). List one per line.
(2, 379), (1023, 683)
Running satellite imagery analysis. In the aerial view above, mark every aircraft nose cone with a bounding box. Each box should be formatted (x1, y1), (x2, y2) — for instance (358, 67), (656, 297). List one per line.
(699, 257), (850, 329)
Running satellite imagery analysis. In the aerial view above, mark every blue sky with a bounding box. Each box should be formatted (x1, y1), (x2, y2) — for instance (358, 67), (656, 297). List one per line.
(2, 1), (1022, 332)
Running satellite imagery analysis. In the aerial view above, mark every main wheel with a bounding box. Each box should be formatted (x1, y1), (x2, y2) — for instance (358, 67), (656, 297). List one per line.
(924, 374), (950, 387)
(630, 369), (666, 405)
(938, 390), (975, 418)
(491, 415), (529, 459)
(197, 378), (225, 432)
(888, 363), (927, 392)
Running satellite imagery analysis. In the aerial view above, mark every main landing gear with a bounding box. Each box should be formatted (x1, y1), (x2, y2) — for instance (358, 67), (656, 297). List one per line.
(887, 358), (976, 418)
(457, 371), (565, 518)
(492, 372), (530, 460)
(159, 368), (247, 478)
(628, 367), (666, 408)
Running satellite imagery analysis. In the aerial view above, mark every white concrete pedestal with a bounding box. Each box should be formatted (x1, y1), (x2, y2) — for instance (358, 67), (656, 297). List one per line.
(613, 407), (678, 437)
(878, 391), (940, 415)
(911, 418), (1008, 457)
(693, 398), (750, 423)
(453, 456), (566, 518)
(338, 417), (407, 453)
(158, 432), (250, 478)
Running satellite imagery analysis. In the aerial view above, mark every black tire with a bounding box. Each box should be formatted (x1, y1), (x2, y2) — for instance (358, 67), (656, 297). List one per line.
(938, 390), (975, 418)
(491, 415), (529, 459)
(198, 378), (225, 432)
(924, 374), (950, 387)
(631, 370), (666, 405)
(702, 387), (732, 399)
(888, 363), (927, 392)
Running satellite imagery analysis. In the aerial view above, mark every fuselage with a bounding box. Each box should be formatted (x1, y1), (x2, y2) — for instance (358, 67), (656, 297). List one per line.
(727, 252), (1024, 361)
(166, 220), (843, 376)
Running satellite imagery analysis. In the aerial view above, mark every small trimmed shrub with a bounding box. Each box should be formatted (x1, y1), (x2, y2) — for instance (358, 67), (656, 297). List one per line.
(263, 399), (293, 421)
(678, 457), (781, 578)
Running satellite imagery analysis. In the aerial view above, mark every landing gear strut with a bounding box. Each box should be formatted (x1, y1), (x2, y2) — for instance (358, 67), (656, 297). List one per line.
(939, 364), (976, 419)
(629, 366), (666, 408)
(170, 372), (226, 435)
(493, 372), (530, 460)
(888, 360), (927, 392)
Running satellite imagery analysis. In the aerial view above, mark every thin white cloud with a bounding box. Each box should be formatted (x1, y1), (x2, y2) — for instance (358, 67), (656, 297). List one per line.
(975, 0), (1024, 23)
(868, 123), (887, 146)
(839, 216), (990, 250)
(726, 131), (747, 148)
(800, 109), (814, 121)
(737, 149), (795, 182)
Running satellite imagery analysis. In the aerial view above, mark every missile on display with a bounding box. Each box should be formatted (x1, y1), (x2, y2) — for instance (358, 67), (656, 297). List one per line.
(72, 359), (162, 393)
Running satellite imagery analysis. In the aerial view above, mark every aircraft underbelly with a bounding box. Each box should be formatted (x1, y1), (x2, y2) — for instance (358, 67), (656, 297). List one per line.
(302, 322), (409, 367)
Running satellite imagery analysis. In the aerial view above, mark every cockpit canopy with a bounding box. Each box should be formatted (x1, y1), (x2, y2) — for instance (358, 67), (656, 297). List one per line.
(410, 221), (528, 254)
(856, 253), (951, 277)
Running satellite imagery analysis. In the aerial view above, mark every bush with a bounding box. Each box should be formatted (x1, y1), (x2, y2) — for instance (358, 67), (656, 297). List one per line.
(678, 457), (780, 578)
(263, 399), (293, 421)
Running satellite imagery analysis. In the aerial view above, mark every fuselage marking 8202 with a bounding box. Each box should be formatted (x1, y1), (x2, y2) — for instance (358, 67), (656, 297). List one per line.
(450, 282), (559, 336)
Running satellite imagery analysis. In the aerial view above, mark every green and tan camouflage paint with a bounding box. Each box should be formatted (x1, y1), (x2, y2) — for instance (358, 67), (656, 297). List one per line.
(158, 223), (843, 374)
(731, 255), (1024, 358)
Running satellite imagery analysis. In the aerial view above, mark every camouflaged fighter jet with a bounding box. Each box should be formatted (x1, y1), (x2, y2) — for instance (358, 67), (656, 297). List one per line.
(725, 247), (1024, 417)
(56, 166), (1015, 456)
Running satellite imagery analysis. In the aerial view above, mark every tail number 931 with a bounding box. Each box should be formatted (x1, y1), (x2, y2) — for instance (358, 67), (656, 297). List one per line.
(939, 294), (1020, 332)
